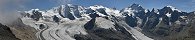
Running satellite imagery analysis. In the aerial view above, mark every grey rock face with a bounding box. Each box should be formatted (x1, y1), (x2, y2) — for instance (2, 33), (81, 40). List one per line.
(0, 23), (20, 40)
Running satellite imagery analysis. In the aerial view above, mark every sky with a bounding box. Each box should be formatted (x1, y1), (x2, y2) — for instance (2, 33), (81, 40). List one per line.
(0, 0), (195, 24)
(1, 0), (194, 12)
(71, 0), (195, 12)
(13, 0), (195, 12)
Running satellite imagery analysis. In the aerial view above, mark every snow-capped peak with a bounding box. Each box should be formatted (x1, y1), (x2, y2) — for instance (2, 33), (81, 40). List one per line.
(120, 4), (147, 17)
(151, 8), (159, 14)
(89, 5), (105, 10)
(67, 4), (74, 7)
(130, 3), (141, 8)
(129, 4), (144, 11)
(152, 8), (158, 12)
(165, 5), (181, 12)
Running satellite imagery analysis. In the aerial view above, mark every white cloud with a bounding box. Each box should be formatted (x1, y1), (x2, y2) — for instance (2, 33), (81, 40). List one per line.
(0, 0), (71, 25)
(0, 0), (29, 25)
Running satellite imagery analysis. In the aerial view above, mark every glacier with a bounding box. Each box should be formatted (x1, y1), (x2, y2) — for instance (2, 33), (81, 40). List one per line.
(19, 4), (185, 40)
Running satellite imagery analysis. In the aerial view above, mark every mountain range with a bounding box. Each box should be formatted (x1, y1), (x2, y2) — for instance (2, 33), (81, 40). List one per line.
(1, 4), (195, 40)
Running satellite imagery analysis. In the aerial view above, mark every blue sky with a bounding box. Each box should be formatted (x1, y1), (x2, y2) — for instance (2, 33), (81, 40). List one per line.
(1, 0), (195, 12)
(70, 0), (195, 12)
(0, 0), (194, 24)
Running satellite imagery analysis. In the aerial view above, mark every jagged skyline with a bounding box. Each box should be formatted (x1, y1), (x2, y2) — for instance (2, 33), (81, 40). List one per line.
(1, 0), (194, 12)
(71, 0), (195, 12)
(0, 0), (195, 24)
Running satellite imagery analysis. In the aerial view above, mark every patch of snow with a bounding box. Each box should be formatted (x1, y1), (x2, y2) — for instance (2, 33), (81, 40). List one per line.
(96, 11), (107, 17)
(153, 9), (159, 14)
(105, 8), (121, 16)
(122, 8), (135, 16)
(166, 12), (171, 17)
(157, 12), (160, 14)
(180, 16), (187, 19)
(159, 17), (162, 20)
(144, 10), (148, 13)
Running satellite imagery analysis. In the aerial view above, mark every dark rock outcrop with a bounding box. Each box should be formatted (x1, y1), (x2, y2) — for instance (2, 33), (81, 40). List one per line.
(0, 23), (20, 40)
